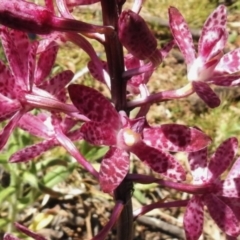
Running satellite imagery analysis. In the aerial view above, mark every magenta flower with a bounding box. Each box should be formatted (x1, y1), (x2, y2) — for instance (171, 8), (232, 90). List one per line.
(68, 84), (211, 193)
(0, 27), (77, 150)
(169, 5), (240, 108)
(8, 111), (99, 178)
(184, 137), (240, 239)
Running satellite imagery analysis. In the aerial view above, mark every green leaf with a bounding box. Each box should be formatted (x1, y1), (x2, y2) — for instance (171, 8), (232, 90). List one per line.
(41, 164), (75, 188)
(133, 189), (146, 204)
(22, 172), (39, 189)
(0, 217), (10, 228)
(0, 186), (15, 204)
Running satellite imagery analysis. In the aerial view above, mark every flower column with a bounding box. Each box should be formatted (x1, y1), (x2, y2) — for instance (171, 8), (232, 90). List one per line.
(100, 1), (133, 240)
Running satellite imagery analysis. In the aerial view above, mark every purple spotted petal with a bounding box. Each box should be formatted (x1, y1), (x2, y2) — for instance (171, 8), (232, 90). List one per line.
(208, 137), (238, 180)
(131, 141), (186, 181)
(118, 10), (157, 60)
(198, 5), (227, 58)
(220, 197), (240, 222)
(0, 61), (16, 98)
(184, 196), (204, 240)
(192, 81), (221, 108)
(221, 178), (240, 198)
(10, 139), (56, 163)
(99, 147), (129, 193)
(215, 49), (240, 74)
(40, 70), (73, 96)
(204, 194), (240, 237)
(68, 84), (120, 129)
(27, 41), (38, 91)
(34, 45), (58, 85)
(188, 148), (208, 184)
(0, 28), (28, 87)
(143, 124), (211, 152)
(80, 122), (117, 146)
(226, 157), (240, 180)
(198, 27), (227, 62)
(168, 7), (195, 66)
(17, 113), (54, 139)
(211, 74), (240, 87)
(88, 60), (109, 85)
(201, 5), (227, 30)
(0, 95), (21, 122)
(0, 111), (24, 150)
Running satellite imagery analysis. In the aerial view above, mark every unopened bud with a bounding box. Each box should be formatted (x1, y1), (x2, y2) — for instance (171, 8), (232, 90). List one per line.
(118, 10), (157, 60)
(0, 0), (113, 35)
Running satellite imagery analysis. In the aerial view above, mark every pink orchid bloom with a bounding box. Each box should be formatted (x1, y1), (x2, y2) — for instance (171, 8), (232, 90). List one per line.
(118, 10), (175, 80)
(0, 27), (78, 150)
(68, 84), (211, 193)
(184, 137), (240, 239)
(169, 5), (240, 108)
(88, 40), (174, 95)
(9, 111), (98, 178)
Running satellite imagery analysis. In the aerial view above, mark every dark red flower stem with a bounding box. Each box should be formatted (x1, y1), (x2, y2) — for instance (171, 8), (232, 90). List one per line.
(100, 0), (127, 111)
(100, 1), (133, 240)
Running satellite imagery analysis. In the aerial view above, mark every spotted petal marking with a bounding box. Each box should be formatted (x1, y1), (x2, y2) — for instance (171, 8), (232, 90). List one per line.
(143, 124), (211, 152)
(18, 113), (54, 139)
(211, 74), (240, 87)
(99, 147), (129, 193)
(184, 196), (204, 240)
(0, 28), (28, 87)
(68, 84), (120, 129)
(220, 197), (240, 222)
(215, 49), (240, 74)
(0, 61), (16, 98)
(40, 70), (73, 96)
(168, 7), (195, 66)
(88, 59), (109, 84)
(198, 27), (226, 62)
(10, 139), (56, 163)
(226, 157), (240, 180)
(34, 45), (58, 85)
(198, 5), (227, 57)
(208, 137), (238, 181)
(204, 194), (240, 237)
(192, 81), (220, 108)
(80, 121), (117, 146)
(118, 10), (157, 60)
(202, 5), (227, 30)
(221, 178), (240, 198)
(188, 148), (208, 184)
(0, 94), (21, 122)
(131, 141), (186, 180)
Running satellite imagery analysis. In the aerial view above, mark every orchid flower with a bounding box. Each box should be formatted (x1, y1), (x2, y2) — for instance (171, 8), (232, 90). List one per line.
(184, 137), (240, 239)
(68, 84), (211, 193)
(118, 10), (174, 80)
(0, 27), (80, 150)
(169, 5), (240, 108)
(9, 111), (98, 178)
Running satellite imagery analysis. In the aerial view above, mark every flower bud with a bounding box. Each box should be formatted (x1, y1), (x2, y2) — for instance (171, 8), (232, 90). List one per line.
(0, 0), (113, 35)
(118, 10), (157, 60)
